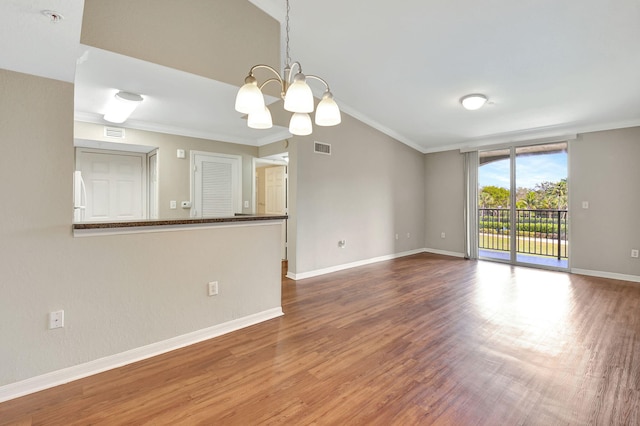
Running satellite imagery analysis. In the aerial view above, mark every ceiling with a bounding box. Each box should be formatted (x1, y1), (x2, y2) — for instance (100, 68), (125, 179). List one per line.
(74, 45), (289, 146)
(2, 0), (640, 153)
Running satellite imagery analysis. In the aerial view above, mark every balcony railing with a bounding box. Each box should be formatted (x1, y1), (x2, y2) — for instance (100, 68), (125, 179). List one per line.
(479, 208), (568, 259)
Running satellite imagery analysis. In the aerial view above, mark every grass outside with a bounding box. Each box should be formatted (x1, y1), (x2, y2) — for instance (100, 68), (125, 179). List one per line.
(479, 233), (567, 258)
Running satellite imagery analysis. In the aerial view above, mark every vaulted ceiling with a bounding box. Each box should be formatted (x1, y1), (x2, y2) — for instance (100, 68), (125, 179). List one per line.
(3, 0), (640, 153)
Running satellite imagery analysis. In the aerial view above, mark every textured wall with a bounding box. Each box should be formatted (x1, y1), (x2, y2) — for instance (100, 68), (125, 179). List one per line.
(569, 127), (640, 277)
(80, 0), (279, 90)
(0, 0), (284, 389)
(290, 112), (426, 275)
(0, 69), (282, 387)
(424, 150), (465, 255)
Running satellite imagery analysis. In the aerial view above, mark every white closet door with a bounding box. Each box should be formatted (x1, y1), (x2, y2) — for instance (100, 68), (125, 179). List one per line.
(193, 153), (241, 217)
(76, 149), (146, 222)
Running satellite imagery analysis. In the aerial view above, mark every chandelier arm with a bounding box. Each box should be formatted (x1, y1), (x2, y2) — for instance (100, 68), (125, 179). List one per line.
(305, 74), (330, 91)
(249, 64), (284, 84)
(259, 78), (287, 97)
(259, 78), (284, 89)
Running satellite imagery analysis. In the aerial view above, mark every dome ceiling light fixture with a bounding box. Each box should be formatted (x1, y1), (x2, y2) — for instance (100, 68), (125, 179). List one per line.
(103, 91), (144, 124)
(460, 94), (488, 111)
(234, 0), (341, 136)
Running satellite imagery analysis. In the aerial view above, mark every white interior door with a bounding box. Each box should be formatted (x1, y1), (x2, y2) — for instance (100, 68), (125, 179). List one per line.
(76, 149), (146, 222)
(192, 152), (241, 217)
(265, 165), (286, 215)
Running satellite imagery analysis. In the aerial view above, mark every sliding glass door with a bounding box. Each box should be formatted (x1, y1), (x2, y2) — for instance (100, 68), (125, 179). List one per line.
(478, 148), (512, 262)
(478, 142), (568, 269)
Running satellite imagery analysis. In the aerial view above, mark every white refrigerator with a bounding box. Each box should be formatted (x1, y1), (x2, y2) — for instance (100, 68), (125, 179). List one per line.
(73, 171), (86, 222)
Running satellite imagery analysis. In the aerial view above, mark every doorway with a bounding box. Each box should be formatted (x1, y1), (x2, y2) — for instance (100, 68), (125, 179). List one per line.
(478, 142), (568, 269)
(254, 157), (288, 261)
(190, 151), (242, 218)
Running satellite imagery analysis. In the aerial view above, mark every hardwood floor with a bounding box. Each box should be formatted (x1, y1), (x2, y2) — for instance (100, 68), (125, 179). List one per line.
(2, 253), (640, 425)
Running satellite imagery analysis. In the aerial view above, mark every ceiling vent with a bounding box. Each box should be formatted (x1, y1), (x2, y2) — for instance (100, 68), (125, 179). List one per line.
(314, 141), (331, 155)
(104, 127), (125, 139)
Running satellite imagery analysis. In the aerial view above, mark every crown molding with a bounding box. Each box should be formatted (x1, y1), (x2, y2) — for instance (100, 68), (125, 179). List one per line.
(74, 112), (289, 147)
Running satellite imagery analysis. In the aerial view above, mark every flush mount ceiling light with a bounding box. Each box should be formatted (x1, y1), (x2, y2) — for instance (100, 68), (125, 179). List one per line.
(460, 94), (488, 111)
(235, 0), (341, 136)
(103, 91), (143, 124)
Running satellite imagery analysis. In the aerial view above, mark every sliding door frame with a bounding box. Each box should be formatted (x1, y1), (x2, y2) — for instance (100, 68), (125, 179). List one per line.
(465, 135), (574, 271)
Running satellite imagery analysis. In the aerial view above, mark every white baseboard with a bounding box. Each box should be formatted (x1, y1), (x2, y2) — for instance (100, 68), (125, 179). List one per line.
(287, 249), (426, 280)
(424, 248), (466, 258)
(571, 268), (640, 283)
(0, 307), (283, 403)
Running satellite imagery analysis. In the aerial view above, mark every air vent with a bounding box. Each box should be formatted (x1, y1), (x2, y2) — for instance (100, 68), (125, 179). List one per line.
(104, 127), (125, 139)
(314, 141), (331, 155)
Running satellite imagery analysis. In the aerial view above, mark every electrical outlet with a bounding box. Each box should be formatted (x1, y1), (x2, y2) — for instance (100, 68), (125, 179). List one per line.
(441, 232), (446, 239)
(395, 234), (399, 240)
(170, 200), (177, 209)
(49, 310), (64, 329)
(338, 240), (346, 248)
(632, 249), (639, 258)
(208, 281), (219, 296)
(406, 233), (410, 239)
(244, 200), (249, 208)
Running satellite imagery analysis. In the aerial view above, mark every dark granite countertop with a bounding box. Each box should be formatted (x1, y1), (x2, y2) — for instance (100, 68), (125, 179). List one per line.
(73, 214), (288, 230)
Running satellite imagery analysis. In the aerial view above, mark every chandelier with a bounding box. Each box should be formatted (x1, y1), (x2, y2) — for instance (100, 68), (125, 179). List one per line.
(234, 0), (341, 136)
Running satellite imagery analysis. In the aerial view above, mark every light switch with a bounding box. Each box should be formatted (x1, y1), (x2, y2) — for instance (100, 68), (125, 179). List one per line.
(582, 201), (589, 209)
(176, 149), (186, 159)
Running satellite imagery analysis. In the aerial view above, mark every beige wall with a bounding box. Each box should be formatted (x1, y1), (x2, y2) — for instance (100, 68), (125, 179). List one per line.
(424, 150), (465, 254)
(0, 0), (284, 388)
(0, 70), (283, 386)
(74, 122), (259, 218)
(569, 127), (640, 276)
(422, 129), (640, 278)
(80, 0), (279, 91)
(258, 139), (290, 159)
(289, 113), (426, 275)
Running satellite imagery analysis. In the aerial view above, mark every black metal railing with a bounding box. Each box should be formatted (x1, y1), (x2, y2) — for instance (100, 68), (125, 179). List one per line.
(478, 208), (568, 259)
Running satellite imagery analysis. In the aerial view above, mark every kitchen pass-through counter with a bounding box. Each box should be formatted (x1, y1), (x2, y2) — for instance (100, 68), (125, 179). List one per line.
(73, 214), (288, 237)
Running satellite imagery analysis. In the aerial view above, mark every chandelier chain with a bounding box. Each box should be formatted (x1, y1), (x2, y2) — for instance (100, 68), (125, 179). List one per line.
(285, 0), (291, 67)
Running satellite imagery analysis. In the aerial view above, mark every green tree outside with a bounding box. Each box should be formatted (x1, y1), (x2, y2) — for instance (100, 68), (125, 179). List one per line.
(479, 179), (567, 210)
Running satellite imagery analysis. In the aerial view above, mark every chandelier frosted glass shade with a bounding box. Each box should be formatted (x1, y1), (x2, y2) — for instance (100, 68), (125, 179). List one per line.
(235, 76), (265, 114)
(315, 90), (341, 126)
(284, 73), (314, 113)
(248, 106), (273, 129)
(289, 112), (312, 136)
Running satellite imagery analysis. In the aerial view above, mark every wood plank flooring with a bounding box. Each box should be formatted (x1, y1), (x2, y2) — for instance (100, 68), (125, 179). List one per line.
(2, 253), (640, 425)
